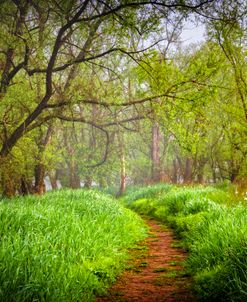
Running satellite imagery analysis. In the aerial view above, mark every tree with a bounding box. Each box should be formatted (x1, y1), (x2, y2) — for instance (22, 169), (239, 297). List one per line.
(1, 0), (245, 196)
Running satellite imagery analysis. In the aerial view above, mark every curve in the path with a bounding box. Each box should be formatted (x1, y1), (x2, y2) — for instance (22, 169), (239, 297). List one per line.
(96, 218), (194, 302)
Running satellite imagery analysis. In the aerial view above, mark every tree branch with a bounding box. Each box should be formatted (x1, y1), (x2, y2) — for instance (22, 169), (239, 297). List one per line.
(77, 1), (216, 22)
(0, 1), (90, 157)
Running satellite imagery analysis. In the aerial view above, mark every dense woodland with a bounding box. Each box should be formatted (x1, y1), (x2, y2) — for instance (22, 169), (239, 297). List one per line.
(0, 0), (246, 197)
(0, 2), (247, 301)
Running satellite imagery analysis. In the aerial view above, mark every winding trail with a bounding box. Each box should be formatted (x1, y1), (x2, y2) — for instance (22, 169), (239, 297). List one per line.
(96, 218), (194, 302)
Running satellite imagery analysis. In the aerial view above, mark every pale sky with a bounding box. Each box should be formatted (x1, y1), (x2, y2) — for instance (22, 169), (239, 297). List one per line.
(180, 22), (206, 45)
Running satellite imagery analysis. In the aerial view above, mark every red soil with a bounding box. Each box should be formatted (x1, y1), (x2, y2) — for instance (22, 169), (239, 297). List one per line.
(96, 218), (194, 302)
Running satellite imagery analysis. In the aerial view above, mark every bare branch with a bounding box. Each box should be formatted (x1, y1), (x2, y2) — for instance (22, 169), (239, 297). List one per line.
(77, 1), (217, 22)
(27, 41), (166, 76)
(57, 114), (110, 168)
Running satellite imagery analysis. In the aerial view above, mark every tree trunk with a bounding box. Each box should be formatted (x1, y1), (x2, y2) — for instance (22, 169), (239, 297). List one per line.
(48, 170), (58, 190)
(69, 162), (81, 189)
(19, 177), (33, 195)
(2, 176), (15, 198)
(117, 131), (126, 196)
(172, 159), (178, 183)
(197, 172), (204, 184)
(34, 163), (46, 194)
(151, 122), (161, 183)
(184, 157), (193, 183)
(1, 156), (16, 198)
(229, 157), (240, 183)
(84, 176), (92, 188)
(196, 158), (207, 184)
(119, 151), (126, 195)
(230, 170), (238, 183)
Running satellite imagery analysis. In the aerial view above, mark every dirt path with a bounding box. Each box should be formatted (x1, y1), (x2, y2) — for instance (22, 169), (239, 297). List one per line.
(96, 218), (194, 302)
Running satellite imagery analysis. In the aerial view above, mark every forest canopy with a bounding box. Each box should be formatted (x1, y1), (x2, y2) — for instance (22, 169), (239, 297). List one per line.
(0, 0), (246, 197)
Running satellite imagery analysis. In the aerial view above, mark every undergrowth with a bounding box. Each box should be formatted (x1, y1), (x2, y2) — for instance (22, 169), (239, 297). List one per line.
(123, 183), (247, 302)
(0, 189), (147, 302)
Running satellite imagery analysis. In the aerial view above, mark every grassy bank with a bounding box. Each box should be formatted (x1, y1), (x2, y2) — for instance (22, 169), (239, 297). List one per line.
(123, 184), (247, 302)
(0, 189), (147, 302)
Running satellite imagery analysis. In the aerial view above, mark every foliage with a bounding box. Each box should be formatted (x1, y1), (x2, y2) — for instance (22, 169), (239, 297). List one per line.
(0, 189), (147, 301)
(0, 1), (246, 196)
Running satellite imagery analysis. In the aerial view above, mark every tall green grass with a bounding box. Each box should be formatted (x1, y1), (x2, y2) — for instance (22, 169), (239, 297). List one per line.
(123, 183), (173, 203)
(0, 189), (147, 302)
(124, 184), (247, 302)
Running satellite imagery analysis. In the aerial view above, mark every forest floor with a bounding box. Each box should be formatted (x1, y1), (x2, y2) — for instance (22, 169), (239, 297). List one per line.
(96, 218), (194, 302)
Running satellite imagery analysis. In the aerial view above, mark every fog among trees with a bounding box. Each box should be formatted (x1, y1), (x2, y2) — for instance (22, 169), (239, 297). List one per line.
(0, 0), (246, 197)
